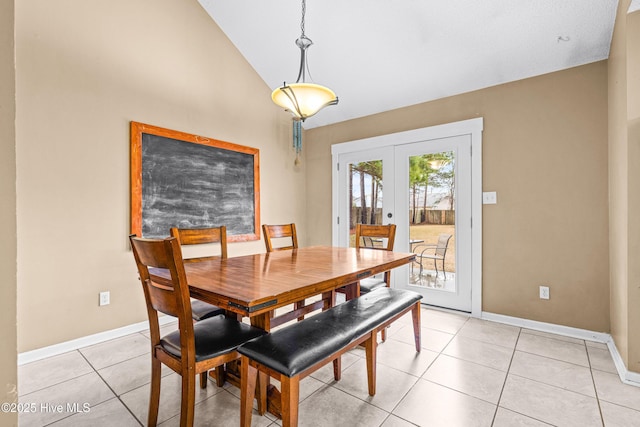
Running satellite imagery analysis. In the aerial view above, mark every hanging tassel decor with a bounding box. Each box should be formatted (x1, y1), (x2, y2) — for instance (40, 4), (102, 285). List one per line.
(293, 119), (302, 166)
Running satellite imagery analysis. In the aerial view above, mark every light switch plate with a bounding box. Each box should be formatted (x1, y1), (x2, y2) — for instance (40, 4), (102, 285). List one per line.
(482, 191), (497, 204)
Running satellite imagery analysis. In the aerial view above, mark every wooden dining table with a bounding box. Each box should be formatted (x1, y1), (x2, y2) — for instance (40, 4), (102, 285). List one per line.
(151, 245), (415, 417)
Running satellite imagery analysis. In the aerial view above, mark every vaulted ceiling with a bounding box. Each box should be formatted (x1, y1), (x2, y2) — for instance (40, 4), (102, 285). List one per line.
(200, 0), (618, 129)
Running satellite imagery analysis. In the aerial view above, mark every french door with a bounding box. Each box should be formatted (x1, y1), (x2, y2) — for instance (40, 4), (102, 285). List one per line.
(334, 147), (394, 248)
(332, 119), (482, 314)
(394, 135), (472, 312)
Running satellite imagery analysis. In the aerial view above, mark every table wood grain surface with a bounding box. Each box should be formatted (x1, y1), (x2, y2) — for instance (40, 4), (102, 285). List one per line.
(151, 245), (415, 320)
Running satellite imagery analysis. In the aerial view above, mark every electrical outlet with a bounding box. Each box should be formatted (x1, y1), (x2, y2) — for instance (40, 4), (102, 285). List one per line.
(539, 286), (550, 300)
(99, 291), (110, 306)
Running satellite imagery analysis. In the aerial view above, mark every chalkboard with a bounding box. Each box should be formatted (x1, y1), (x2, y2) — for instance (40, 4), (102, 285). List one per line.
(130, 122), (260, 241)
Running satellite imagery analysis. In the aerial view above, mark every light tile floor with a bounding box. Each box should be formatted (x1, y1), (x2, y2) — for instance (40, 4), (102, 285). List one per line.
(17, 306), (640, 427)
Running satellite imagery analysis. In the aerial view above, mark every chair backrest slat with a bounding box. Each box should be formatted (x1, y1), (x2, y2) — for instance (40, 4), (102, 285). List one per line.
(129, 235), (194, 348)
(355, 224), (396, 251)
(262, 223), (298, 252)
(145, 279), (181, 317)
(170, 226), (228, 260)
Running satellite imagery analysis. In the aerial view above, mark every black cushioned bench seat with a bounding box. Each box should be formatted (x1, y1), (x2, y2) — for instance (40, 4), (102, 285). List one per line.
(238, 288), (422, 377)
(238, 287), (423, 427)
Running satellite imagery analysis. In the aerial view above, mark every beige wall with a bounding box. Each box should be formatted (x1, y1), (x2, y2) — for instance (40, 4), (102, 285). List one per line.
(609, 0), (640, 373)
(1, 0), (18, 423)
(609, 0), (630, 371)
(628, 9), (640, 375)
(16, 0), (303, 352)
(306, 62), (610, 332)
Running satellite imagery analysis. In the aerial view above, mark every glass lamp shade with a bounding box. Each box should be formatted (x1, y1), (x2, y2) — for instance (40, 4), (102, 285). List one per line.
(428, 159), (447, 170)
(272, 82), (338, 121)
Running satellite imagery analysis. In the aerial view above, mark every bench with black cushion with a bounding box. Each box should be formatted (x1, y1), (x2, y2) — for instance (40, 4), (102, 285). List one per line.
(238, 287), (422, 427)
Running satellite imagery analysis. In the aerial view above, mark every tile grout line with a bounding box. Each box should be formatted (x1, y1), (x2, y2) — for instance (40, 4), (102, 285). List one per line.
(76, 348), (144, 426)
(17, 349), (90, 398)
(512, 349), (592, 369)
(487, 328), (564, 426)
(488, 326), (521, 426)
(586, 343), (607, 426)
(402, 318), (535, 415)
(499, 335), (607, 426)
(19, 368), (113, 427)
(380, 314), (465, 419)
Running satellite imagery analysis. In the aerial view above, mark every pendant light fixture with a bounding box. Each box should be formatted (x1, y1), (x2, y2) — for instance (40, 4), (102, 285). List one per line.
(271, 0), (338, 122)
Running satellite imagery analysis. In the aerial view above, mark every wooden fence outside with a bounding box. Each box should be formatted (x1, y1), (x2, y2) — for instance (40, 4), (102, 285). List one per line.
(350, 208), (454, 227)
(412, 209), (455, 225)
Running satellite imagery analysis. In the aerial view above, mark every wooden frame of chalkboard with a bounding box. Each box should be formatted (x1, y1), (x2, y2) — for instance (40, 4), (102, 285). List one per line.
(130, 122), (260, 241)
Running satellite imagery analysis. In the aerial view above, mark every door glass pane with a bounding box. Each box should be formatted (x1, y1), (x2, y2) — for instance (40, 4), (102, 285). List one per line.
(408, 152), (456, 291)
(348, 160), (383, 248)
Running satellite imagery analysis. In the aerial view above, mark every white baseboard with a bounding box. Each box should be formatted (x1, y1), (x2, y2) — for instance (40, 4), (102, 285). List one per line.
(481, 311), (610, 343)
(18, 316), (177, 366)
(482, 311), (640, 388)
(607, 339), (640, 386)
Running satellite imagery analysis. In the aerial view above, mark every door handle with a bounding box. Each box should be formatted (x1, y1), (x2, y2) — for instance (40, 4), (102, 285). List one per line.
(387, 213), (393, 218)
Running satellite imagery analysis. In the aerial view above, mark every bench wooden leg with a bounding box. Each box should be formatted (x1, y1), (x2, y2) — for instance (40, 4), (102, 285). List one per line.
(240, 356), (257, 427)
(281, 375), (300, 427)
(365, 332), (378, 396)
(411, 302), (421, 352)
(332, 356), (341, 381)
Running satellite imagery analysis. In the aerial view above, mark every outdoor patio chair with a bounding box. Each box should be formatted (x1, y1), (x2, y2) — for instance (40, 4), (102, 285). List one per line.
(413, 233), (452, 279)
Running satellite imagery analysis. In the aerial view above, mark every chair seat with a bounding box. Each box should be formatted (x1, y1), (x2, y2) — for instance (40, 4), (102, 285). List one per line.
(161, 315), (267, 362)
(190, 299), (225, 321)
(359, 277), (387, 294)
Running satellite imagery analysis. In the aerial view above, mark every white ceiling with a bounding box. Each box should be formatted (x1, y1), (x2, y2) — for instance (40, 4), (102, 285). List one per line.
(199, 0), (618, 129)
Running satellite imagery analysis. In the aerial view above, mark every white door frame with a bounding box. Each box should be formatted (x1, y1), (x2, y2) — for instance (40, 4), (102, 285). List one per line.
(331, 118), (483, 317)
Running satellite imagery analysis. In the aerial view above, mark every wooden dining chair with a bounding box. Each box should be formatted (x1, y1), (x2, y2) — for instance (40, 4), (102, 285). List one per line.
(170, 226), (230, 389)
(170, 226), (227, 322)
(129, 235), (266, 427)
(262, 223), (298, 252)
(340, 223), (397, 340)
(262, 223), (306, 320)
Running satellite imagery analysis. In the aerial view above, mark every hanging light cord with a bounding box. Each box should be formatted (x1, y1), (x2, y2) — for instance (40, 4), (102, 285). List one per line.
(294, 0), (313, 84)
(300, 0), (306, 38)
